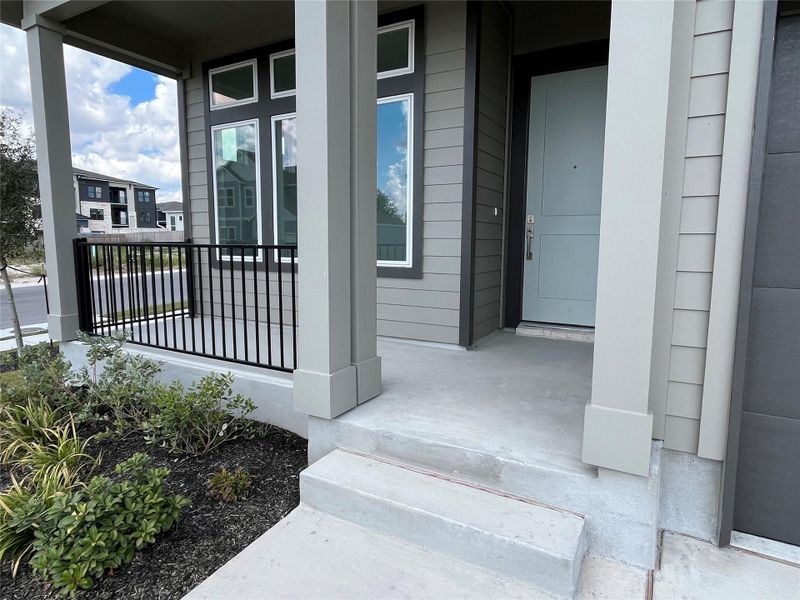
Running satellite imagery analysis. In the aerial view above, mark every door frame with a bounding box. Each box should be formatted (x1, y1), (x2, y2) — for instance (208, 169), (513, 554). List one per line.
(718, 0), (778, 548)
(503, 40), (609, 329)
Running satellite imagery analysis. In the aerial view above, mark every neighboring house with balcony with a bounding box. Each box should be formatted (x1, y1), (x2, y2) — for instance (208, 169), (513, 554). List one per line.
(3, 0), (797, 597)
(156, 200), (185, 231)
(71, 167), (159, 233)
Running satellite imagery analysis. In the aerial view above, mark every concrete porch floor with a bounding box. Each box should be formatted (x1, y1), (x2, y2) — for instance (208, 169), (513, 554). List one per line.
(340, 330), (595, 476)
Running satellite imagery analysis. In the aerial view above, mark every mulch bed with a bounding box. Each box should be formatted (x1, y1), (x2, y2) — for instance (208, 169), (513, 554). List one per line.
(0, 423), (308, 600)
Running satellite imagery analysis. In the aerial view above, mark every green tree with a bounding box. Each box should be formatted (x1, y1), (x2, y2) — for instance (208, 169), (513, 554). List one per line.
(377, 189), (405, 225)
(0, 110), (41, 352)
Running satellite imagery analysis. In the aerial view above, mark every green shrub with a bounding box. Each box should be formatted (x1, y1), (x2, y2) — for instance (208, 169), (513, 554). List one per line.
(7, 418), (98, 491)
(0, 398), (65, 464)
(143, 372), (257, 455)
(15, 343), (76, 409)
(207, 467), (252, 502)
(77, 332), (162, 431)
(28, 453), (190, 595)
(0, 475), (42, 576)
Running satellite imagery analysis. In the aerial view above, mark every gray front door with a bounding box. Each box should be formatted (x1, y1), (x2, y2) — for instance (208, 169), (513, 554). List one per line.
(733, 13), (800, 546)
(522, 66), (607, 326)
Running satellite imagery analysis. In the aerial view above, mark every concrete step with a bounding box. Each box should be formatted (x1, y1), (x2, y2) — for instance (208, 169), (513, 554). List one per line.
(300, 449), (588, 598)
(185, 505), (554, 599)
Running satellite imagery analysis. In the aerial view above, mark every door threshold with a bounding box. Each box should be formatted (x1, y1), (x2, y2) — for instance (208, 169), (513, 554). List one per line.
(515, 322), (594, 343)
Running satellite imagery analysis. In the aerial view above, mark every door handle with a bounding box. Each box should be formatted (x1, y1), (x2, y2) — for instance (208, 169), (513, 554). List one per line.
(526, 215), (535, 261)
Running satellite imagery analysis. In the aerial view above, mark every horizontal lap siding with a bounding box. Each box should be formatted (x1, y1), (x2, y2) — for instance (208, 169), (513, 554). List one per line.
(377, 1), (467, 345)
(665, 0), (733, 454)
(471, 2), (510, 342)
(185, 69), (209, 243)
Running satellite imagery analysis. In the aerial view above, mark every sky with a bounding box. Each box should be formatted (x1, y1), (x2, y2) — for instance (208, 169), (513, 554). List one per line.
(0, 24), (181, 204)
(377, 98), (409, 217)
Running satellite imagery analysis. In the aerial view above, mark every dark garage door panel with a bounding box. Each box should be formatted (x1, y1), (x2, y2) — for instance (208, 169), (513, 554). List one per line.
(743, 287), (800, 420)
(734, 412), (800, 546)
(733, 11), (800, 547)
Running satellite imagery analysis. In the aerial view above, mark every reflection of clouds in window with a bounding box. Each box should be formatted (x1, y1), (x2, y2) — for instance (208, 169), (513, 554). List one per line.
(377, 98), (410, 218)
(281, 118), (297, 168)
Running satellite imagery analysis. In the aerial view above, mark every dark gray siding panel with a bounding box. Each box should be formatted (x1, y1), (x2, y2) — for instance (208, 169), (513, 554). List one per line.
(743, 288), (800, 420)
(752, 153), (800, 289)
(733, 412), (800, 544)
(78, 178), (110, 203)
(470, 1), (510, 343)
(732, 10), (800, 547)
(766, 15), (800, 153)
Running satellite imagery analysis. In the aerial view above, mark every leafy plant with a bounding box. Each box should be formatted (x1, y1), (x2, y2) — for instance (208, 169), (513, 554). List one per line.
(27, 453), (190, 595)
(10, 343), (78, 411)
(77, 332), (162, 431)
(0, 397), (65, 464)
(207, 467), (252, 502)
(143, 372), (257, 455)
(6, 418), (99, 491)
(0, 475), (42, 576)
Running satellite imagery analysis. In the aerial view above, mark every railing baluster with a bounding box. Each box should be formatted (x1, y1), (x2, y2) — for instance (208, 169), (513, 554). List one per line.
(229, 247), (237, 360)
(265, 250), (273, 367)
(208, 246), (216, 356)
(198, 246), (206, 354)
(187, 245), (197, 353)
(150, 246), (159, 347)
(291, 247), (297, 370)
(160, 245), (168, 347)
(277, 250), (285, 369)
(253, 247), (260, 365)
(177, 244), (186, 352)
(241, 246), (248, 363)
(219, 246), (227, 358)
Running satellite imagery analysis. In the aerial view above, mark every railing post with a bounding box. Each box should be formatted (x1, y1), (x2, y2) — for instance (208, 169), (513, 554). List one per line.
(185, 238), (196, 318)
(72, 238), (93, 333)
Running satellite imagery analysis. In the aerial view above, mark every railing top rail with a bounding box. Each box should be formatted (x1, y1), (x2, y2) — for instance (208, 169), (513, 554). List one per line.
(75, 238), (297, 251)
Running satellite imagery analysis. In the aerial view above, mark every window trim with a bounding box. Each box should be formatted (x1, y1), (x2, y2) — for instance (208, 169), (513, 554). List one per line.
(270, 49), (296, 99)
(210, 118), (263, 262)
(209, 59), (259, 111)
(377, 20), (415, 80)
(271, 111), (298, 263)
(376, 92), (414, 269)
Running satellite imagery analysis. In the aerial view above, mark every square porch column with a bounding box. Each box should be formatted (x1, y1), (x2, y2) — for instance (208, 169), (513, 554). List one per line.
(582, 0), (682, 477)
(293, 0), (381, 419)
(23, 15), (80, 342)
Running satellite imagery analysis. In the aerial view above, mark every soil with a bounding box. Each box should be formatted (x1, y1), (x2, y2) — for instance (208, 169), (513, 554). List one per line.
(0, 423), (308, 600)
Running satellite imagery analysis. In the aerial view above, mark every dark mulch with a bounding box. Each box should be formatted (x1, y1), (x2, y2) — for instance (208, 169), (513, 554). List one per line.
(1, 423), (308, 600)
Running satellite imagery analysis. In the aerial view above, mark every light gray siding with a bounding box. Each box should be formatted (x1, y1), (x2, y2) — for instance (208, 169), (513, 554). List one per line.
(471, 2), (510, 342)
(665, 0), (734, 453)
(377, 1), (467, 344)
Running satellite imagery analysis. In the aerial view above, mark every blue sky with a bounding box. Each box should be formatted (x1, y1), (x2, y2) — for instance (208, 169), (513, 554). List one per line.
(0, 23), (181, 203)
(377, 99), (409, 216)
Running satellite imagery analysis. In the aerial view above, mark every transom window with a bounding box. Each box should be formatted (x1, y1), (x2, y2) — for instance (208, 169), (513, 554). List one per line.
(209, 59), (258, 110)
(270, 50), (296, 99)
(377, 21), (414, 78)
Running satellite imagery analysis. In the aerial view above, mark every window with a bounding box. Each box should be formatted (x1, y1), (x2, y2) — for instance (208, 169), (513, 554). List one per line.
(270, 50), (296, 99)
(87, 186), (95, 199)
(211, 120), (261, 257)
(169, 215), (177, 231)
(89, 208), (104, 220)
(95, 186), (102, 199)
(140, 212), (151, 224)
(271, 114), (297, 260)
(377, 21), (414, 78)
(119, 190), (126, 201)
(137, 190), (151, 203)
(376, 94), (413, 266)
(209, 59), (258, 109)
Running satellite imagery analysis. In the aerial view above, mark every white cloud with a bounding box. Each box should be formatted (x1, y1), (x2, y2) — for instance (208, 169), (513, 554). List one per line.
(385, 160), (408, 215)
(0, 24), (180, 199)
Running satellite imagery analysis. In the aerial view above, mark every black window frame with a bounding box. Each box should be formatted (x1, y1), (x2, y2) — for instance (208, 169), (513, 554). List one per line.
(89, 208), (104, 220)
(201, 6), (424, 278)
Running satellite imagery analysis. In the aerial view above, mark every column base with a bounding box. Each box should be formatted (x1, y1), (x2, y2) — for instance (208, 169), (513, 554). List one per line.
(582, 404), (654, 476)
(47, 313), (80, 342)
(354, 355), (381, 404)
(294, 365), (357, 419)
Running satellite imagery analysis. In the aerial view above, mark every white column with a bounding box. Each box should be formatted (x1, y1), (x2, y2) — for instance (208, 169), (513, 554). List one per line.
(582, 0), (678, 477)
(23, 15), (79, 341)
(294, 0), (380, 418)
(349, 0), (381, 403)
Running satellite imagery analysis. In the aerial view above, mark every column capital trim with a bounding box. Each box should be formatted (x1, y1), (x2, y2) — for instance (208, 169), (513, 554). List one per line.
(21, 13), (66, 34)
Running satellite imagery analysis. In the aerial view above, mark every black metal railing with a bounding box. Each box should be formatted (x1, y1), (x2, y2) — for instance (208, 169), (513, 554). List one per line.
(74, 238), (298, 372)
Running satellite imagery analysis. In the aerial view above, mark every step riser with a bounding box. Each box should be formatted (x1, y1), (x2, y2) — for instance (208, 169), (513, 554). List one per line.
(301, 458), (586, 598)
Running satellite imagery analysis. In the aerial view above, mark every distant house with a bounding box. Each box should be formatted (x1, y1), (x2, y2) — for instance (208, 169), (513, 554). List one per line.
(71, 167), (159, 234)
(156, 201), (184, 232)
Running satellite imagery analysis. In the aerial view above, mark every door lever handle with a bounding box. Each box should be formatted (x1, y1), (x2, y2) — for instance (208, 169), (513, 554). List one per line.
(526, 215), (535, 261)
